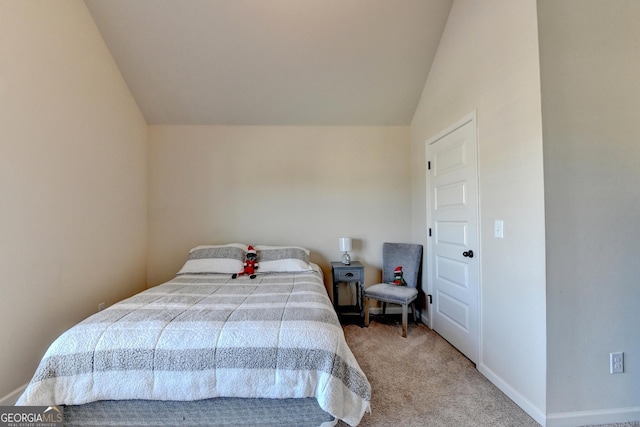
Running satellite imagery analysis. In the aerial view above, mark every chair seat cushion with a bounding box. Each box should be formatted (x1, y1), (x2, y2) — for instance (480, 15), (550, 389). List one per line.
(364, 283), (418, 305)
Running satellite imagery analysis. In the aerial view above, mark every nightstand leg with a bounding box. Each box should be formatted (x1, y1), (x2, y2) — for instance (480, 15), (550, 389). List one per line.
(364, 297), (370, 327)
(358, 282), (364, 320)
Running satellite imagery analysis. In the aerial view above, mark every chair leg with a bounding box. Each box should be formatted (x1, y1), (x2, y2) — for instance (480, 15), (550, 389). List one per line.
(402, 304), (408, 338)
(412, 302), (418, 323)
(364, 297), (370, 327)
(382, 302), (387, 315)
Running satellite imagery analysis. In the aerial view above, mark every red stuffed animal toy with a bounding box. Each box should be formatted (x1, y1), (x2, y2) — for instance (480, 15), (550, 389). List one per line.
(232, 246), (259, 279)
(393, 265), (407, 286)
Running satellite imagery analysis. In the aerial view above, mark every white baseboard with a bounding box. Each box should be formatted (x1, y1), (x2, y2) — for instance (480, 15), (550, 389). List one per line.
(368, 306), (403, 315)
(368, 306), (429, 326)
(0, 384), (27, 406)
(546, 406), (640, 427)
(420, 312), (431, 328)
(478, 363), (547, 426)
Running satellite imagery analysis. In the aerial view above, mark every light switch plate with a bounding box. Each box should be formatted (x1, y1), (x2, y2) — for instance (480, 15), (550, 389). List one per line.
(494, 220), (504, 239)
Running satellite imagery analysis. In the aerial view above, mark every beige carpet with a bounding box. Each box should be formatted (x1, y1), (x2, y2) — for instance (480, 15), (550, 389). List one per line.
(339, 317), (639, 427)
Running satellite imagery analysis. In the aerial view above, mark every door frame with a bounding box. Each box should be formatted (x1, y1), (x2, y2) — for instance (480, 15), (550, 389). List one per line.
(425, 110), (481, 363)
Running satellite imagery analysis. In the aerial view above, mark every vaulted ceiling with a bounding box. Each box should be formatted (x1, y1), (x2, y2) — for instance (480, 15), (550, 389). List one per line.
(84, 0), (452, 125)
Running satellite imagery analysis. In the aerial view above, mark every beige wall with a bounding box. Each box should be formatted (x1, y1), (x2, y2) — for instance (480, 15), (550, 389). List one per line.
(410, 0), (546, 422)
(539, 0), (640, 423)
(0, 1), (148, 400)
(148, 126), (411, 291)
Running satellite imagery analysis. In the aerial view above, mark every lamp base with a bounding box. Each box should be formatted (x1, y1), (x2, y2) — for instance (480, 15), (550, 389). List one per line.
(341, 252), (351, 265)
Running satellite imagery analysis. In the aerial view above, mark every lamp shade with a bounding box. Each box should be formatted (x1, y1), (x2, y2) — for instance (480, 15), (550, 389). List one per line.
(338, 237), (352, 252)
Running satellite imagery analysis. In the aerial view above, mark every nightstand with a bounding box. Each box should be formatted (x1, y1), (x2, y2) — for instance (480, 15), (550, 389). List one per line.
(331, 261), (364, 324)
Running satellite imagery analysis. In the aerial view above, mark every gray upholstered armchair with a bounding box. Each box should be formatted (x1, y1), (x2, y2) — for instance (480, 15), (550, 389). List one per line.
(363, 242), (423, 337)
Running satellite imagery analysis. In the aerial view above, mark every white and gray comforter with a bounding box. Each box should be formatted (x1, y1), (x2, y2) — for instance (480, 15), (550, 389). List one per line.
(17, 267), (371, 426)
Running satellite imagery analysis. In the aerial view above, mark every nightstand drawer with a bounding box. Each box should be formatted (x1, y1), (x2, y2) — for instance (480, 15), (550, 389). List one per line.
(336, 268), (363, 282)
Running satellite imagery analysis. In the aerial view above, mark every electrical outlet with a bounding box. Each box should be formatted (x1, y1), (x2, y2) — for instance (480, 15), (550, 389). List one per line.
(98, 302), (106, 312)
(610, 352), (624, 374)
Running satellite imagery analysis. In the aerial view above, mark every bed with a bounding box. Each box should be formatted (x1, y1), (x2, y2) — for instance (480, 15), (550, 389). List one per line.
(17, 244), (371, 426)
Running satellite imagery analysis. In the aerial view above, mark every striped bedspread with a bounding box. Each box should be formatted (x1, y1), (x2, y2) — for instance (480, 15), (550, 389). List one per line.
(17, 266), (371, 426)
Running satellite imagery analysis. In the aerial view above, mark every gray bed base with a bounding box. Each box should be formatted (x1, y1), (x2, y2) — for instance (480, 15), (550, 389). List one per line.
(63, 397), (337, 427)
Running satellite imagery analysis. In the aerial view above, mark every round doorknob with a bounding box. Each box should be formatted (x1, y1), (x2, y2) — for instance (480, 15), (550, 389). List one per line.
(463, 250), (474, 258)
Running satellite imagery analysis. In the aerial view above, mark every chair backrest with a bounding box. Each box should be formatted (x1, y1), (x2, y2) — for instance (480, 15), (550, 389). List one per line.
(382, 242), (423, 289)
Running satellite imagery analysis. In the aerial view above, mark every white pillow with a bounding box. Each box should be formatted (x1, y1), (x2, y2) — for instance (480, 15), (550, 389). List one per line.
(255, 245), (313, 272)
(177, 243), (247, 274)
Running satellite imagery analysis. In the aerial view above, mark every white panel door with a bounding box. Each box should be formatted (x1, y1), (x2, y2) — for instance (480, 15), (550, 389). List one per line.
(427, 116), (479, 363)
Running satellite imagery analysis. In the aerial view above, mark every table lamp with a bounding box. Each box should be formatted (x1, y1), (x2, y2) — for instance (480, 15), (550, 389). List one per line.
(339, 237), (352, 265)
